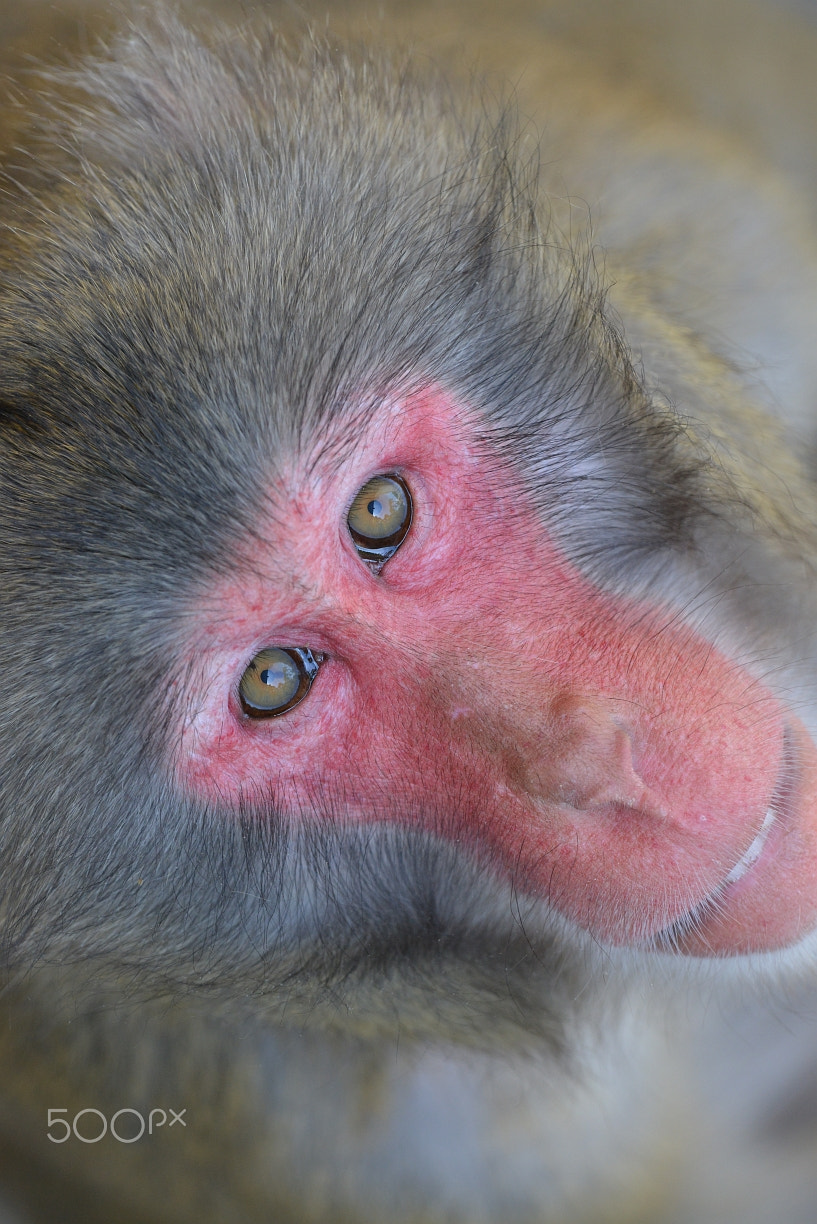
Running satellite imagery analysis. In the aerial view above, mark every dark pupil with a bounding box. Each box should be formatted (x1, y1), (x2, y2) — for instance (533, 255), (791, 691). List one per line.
(368, 499), (383, 518)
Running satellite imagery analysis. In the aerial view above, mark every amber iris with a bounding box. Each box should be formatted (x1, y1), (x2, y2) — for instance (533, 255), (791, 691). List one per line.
(347, 474), (412, 564)
(239, 647), (323, 718)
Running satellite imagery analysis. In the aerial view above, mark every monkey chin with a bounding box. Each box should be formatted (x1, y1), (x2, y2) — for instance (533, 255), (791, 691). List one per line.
(657, 715), (817, 958)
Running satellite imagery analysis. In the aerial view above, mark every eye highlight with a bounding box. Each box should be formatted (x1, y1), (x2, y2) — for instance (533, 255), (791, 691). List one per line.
(347, 474), (412, 564)
(239, 647), (323, 719)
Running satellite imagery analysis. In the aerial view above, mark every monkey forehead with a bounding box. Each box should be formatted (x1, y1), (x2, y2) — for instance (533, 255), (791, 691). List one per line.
(0, 18), (707, 594)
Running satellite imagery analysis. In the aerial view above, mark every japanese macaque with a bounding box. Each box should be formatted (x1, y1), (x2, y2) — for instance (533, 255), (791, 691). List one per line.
(3, 1), (817, 1222)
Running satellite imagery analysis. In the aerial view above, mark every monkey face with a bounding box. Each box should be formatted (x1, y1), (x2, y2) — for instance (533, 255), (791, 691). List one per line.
(175, 388), (816, 956)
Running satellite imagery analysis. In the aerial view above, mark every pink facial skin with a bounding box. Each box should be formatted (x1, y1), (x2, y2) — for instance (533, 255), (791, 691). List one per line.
(177, 389), (817, 955)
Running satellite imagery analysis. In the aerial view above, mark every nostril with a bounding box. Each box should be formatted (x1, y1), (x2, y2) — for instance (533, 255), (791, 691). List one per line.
(518, 694), (667, 817)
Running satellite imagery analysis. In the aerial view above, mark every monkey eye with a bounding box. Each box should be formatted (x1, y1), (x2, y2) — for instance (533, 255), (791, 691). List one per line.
(239, 647), (324, 719)
(347, 474), (412, 564)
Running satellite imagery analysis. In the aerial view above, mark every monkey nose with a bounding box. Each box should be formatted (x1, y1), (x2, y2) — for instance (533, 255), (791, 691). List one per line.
(498, 693), (667, 819)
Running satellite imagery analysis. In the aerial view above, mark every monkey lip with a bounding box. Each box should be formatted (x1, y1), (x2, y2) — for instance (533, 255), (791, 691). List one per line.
(721, 804), (778, 885)
(717, 723), (796, 898)
(657, 725), (799, 954)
